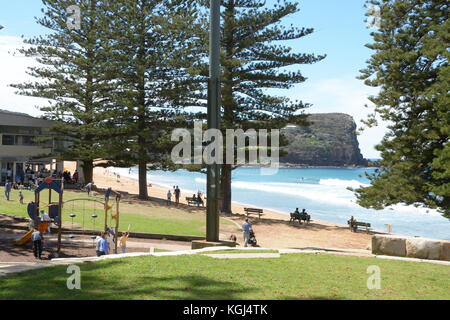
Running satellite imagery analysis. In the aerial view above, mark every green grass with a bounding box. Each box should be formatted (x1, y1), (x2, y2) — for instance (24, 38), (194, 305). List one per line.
(199, 249), (279, 254)
(0, 253), (448, 300)
(0, 189), (232, 236)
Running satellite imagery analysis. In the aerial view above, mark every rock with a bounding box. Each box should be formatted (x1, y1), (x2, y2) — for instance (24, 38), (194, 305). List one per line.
(406, 238), (441, 260)
(281, 113), (368, 167)
(440, 242), (450, 261)
(372, 235), (406, 257)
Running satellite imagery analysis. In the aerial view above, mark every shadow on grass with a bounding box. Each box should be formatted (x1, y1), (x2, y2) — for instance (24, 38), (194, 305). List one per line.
(0, 258), (258, 300)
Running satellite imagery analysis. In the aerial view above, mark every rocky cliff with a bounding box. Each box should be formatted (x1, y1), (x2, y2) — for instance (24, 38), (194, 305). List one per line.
(281, 113), (368, 167)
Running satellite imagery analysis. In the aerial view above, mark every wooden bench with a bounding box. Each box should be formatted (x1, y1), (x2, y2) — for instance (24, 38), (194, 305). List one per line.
(186, 197), (203, 207)
(348, 220), (371, 233)
(290, 212), (311, 224)
(244, 207), (263, 219)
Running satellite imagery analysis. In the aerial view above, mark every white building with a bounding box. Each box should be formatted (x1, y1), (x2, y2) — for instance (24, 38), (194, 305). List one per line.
(0, 109), (66, 185)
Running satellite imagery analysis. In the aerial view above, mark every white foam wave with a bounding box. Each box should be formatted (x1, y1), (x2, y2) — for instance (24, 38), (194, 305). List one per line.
(319, 178), (370, 188)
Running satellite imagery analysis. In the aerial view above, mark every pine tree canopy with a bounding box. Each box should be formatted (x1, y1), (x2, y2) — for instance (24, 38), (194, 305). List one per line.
(354, 0), (449, 218)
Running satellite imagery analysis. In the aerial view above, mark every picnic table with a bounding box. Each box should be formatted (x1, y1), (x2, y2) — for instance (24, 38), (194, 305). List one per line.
(244, 207), (263, 219)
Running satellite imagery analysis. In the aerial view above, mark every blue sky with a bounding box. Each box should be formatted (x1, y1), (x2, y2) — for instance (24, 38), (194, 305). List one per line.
(0, 0), (385, 158)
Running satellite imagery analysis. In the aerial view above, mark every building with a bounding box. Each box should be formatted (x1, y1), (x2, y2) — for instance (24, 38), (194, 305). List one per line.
(0, 109), (66, 185)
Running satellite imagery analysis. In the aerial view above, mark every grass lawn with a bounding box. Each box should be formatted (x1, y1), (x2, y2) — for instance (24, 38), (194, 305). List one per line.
(0, 189), (233, 236)
(199, 249), (279, 254)
(0, 253), (448, 300)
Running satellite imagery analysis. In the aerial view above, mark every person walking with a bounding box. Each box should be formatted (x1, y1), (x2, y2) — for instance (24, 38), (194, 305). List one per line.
(32, 229), (44, 259)
(4, 180), (11, 201)
(242, 218), (252, 247)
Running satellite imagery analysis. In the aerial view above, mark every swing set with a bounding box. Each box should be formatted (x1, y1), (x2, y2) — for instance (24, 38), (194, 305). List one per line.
(14, 176), (122, 255)
(63, 187), (122, 253)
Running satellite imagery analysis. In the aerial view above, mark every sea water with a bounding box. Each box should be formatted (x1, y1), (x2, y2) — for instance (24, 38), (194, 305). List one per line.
(110, 166), (450, 240)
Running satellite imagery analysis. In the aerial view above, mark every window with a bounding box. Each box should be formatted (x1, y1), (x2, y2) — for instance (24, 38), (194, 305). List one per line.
(2, 135), (15, 145)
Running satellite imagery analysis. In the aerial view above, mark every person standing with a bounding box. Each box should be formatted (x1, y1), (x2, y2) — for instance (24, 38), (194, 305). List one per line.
(119, 231), (129, 254)
(167, 190), (172, 205)
(98, 232), (109, 256)
(95, 234), (102, 256)
(175, 186), (180, 205)
(41, 209), (51, 233)
(242, 218), (252, 247)
(4, 180), (11, 201)
(19, 191), (24, 204)
(32, 229), (44, 259)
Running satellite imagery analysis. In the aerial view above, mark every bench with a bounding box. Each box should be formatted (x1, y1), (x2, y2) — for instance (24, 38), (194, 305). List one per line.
(290, 212), (311, 224)
(348, 220), (371, 233)
(186, 197), (203, 207)
(244, 207), (263, 219)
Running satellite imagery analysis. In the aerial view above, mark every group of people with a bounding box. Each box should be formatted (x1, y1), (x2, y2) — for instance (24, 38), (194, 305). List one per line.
(95, 231), (130, 256)
(167, 186), (181, 205)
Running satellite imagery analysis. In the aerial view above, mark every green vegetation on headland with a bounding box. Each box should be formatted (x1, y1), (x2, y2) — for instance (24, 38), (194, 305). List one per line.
(0, 253), (448, 300)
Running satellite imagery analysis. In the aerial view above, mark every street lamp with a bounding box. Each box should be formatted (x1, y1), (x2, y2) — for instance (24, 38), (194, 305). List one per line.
(206, 0), (221, 242)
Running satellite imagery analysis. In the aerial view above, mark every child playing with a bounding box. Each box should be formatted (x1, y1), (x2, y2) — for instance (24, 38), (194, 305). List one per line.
(119, 231), (130, 254)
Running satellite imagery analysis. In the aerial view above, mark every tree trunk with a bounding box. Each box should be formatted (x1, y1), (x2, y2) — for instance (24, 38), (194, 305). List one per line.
(220, 164), (232, 214)
(82, 160), (94, 185)
(138, 138), (148, 200)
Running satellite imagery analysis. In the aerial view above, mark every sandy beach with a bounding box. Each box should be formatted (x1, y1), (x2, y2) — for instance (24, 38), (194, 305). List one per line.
(67, 163), (374, 250)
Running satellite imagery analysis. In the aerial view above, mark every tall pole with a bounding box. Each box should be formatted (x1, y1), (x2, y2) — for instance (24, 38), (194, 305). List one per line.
(206, 0), (221, 242)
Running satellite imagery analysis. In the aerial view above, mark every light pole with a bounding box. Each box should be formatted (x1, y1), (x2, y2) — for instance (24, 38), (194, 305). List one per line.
(206, 0), (221, 242)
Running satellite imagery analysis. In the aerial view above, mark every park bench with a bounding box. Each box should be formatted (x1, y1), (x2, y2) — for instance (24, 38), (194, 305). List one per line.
(348, 220), (371, 233)
(244, 207), (263, 219)
(289, 212), (311, 224)
(186, 197), (203, 207)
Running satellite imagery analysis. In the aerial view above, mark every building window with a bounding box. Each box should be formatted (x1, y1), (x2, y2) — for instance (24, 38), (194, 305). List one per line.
(2, 135), (15, 145)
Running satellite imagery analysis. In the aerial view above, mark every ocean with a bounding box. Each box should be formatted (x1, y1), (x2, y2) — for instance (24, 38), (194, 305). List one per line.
(110, 166), (450, 240)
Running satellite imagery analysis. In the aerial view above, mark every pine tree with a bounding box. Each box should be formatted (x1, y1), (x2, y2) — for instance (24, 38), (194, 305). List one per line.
(102, 0), (201, 199)
(11, 0), (115, 183)
(354, 0), (449, 217)
(192, 0), (325, 213)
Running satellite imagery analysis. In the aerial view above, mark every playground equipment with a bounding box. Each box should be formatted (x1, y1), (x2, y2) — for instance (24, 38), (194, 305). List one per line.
(62, 187), (121, 253)
(14, 177), (63, 252)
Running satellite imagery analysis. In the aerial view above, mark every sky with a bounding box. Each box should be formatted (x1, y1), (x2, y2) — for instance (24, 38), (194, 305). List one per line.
(0, 0), (386, 158)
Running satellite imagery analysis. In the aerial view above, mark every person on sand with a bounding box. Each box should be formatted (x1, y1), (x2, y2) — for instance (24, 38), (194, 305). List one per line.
(175, 186), (180, 205)
(98, 232), (109, 256)
(32, 229), (44, 259)
(242, 218), (252, 247)
(119, 231), (130, 254)
(167, 190), (172, 205)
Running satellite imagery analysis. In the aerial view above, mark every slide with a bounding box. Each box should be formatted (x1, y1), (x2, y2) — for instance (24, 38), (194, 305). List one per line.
(13, 222), (51, 246)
